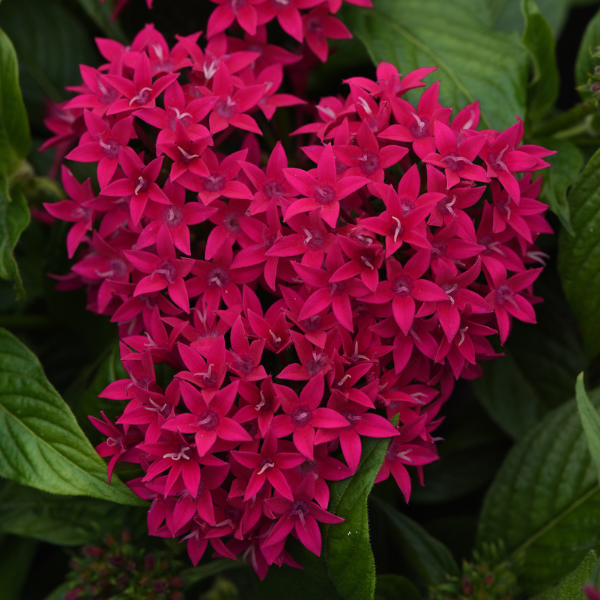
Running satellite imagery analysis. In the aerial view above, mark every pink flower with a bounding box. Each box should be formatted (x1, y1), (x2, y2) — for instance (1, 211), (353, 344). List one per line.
(102, 148), (169, 225)
(284, 144), (368, 227)
(162, 380), (252, 456)
(272, 373), (349, 460)
(125, 227), (194, 312)
(302, 5), (352, 62)
(263, 475), (344, 556)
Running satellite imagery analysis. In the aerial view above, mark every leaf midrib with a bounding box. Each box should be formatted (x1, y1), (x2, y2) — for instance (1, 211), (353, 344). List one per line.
(509, 483), (600, 558)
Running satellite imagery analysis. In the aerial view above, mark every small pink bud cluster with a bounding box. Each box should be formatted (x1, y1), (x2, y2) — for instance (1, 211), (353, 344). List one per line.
(44, 3), (554, 581)
(65, 531), (185, 600)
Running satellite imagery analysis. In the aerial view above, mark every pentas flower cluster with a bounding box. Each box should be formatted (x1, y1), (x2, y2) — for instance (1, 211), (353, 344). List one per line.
(44, 7), (554, 581)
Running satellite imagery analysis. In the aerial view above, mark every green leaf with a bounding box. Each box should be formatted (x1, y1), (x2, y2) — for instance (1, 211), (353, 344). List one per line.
(70, 0), (128, 43)
(411, 403), (507, 503)
(375, 574), (422, 600)
(487, 0), (571, 37)
(42, 584), (72, 600)
(0, 534), (37, 600)
(341, 0), (528, 131)
(576, 373), (600, 480)
(372, 496), (459, 586)
(558, 147), (600, 360)
(532, 550), (598, 600)
(0, 480), (119, 545)
(475, 349), (545, 438)
(323, 436), (392, 600)
(0, 0), (98, 129)
(0, 27), (30, 171)
(521, 0), (559, 122)
(576, 7), (600, 92)
(0, 327), (145, 506)
(477, 387), (600, 594)
(0, 177), (29, 297)
(537, 138), (584, 234)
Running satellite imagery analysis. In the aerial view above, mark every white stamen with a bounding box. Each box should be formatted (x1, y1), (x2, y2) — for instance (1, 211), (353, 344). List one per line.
(163, 446), (191, 461)
(392, 216), (403, 243)
(129, 87), (153, 106)
(258, 460), (275, 475)
(134, 176), (146, 196)
(193, 363), (214, 380)
(337, 373), (352, 387)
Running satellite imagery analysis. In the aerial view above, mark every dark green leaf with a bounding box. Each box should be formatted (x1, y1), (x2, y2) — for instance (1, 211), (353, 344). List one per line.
(323, 436), (392, 600)
(0, 27), (30, 171)
(372, 496), (459, 586)
(487, 0), (571, 36)
(474, 350), (545, 438)
(0, 177), (29, 297)
(411, 402), (507, 502)
(0, 0), (97, 128)
(537, 138), (584, 234)
(521, 0), (559, 122)
(42, 584), (72, 600)
(576, 7), (600, 93)
(558, 147), (600, 360)
(477, 388), (600, 594)
(0, 534), (37, 600)
(70, 0), (128, 42)
(341, 0), (528, 131)
(532, 550), (598, 600)
(64, 344), (127, 441)
(180, 559), (248, 586)
(0, 480), (119, 545)
(576, 373), (600, 480)
(0, 327), (145, 506)
(375, 574), (421, 600)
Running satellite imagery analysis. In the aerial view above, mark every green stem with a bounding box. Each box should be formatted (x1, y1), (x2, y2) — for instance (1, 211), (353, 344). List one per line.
(532, 102), (596, 137)
(553, 121), (594, 139)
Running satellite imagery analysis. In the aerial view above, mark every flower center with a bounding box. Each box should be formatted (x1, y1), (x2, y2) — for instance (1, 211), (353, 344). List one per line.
(357, 151), (380, 176)
(193, 409), (220, 431)
(162, 205), (184, 228)
(431, 240), (448, 257)
(305, 351), (327, 377)
(129, 87), (153, 106)
(291, 405), (313, 426)
(313, 185), (336, 206)
(408, 114), (429, 139)
(263, 180), (286, 199)
(202, 174), (226, 192)
(223, 212), (241, 233)
(301, 314), (322, 332)
(392, 275), (413, 296)
(152, 259), (178, 283)
(302, 227), (326, 250)
(443, 153), (471, 173)
(206, 266), (229, 289)
(215, 96), (237, 120)
(97, 135), (119, 159)
(495, 284), (518, 309)
(437, 195), (458, 217)
(258, 457), (275, 475)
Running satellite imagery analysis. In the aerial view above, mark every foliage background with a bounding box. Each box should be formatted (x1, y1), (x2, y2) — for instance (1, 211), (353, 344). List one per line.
(3, 0), (600, 599)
